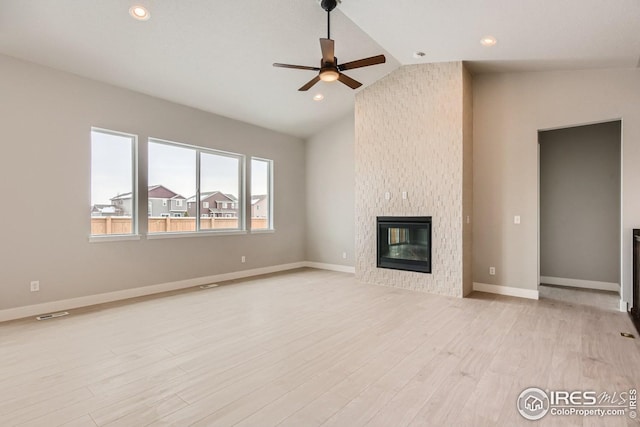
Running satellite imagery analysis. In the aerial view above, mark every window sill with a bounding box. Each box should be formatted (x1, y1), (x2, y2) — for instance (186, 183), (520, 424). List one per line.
(89, 234), (141, 243)
(250, 229), (275, 234)
(147, 230), (247, 240)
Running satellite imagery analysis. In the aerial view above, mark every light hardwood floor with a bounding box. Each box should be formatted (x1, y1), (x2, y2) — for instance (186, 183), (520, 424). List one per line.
(539, 284), (621, 312)
(1, 268), (639, 426)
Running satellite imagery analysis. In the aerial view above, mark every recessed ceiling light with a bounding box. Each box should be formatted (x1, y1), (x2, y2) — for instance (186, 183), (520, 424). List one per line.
(313, 93), (324, 101)
(480, 36), (497, 47)
(413, 51), (427, 59)
(129, 5), (150, 21)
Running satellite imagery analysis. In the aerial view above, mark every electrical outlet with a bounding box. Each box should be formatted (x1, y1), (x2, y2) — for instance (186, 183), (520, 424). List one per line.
(30, 281), (40, 292)
(384, 192), (390, 200)
(402, 191), (407, 200)
(342, 252), (347, 259)
(514, 215), (521, 224)
(489, 267), (496, 276)
(241, 256), (246, 263)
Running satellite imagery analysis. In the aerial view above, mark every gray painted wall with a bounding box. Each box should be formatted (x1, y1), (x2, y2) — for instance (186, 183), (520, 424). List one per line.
(473, 68), (640, 305)
(539, 121), (621, 283)
(305, 114), (355, 266)
(0, 54), (305, 311)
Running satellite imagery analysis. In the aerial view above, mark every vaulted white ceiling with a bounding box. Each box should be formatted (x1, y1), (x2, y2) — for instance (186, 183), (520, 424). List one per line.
(1, 0), (638, 138)
(339, 0), (640, 73)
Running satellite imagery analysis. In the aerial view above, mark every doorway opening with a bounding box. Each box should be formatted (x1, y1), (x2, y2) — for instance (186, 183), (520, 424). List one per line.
(538, 120), (621, 311)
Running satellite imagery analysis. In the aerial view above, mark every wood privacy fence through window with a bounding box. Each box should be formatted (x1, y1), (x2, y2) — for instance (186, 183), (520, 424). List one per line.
(91, 217), (268, 235)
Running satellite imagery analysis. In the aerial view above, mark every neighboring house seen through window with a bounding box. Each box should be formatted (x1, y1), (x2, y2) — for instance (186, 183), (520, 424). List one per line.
(90, 129), (267, 238)
(90, 128), (137, 237)
(149, 139), (244, 233)
(148, 141), (195, 232)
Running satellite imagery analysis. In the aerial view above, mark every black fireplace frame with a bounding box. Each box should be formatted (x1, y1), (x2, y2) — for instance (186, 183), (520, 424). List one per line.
(377, 216), (432, 274)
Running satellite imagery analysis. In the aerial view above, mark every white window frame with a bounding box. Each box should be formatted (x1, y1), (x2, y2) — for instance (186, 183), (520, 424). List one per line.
(162, 199), (167, 206)
(176, 199), (183, 207)
(250, 157), (274, 232)
(203, 201), (209, 209)
(147, 138), (245, 235)
(89, 127), (139, 242)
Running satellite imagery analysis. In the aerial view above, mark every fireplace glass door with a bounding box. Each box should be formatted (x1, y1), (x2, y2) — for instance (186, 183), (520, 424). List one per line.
(377, 217), (432, 273)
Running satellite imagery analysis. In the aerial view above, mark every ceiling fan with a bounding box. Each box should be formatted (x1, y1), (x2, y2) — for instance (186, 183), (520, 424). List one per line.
(273, 0), (386, 91)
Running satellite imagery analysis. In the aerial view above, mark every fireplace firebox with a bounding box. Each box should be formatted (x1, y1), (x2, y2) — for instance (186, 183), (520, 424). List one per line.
(377, 216), (432, 273)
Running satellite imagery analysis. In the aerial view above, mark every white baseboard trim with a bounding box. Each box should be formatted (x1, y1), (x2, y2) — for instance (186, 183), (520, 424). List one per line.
(539, 276), (619, 292)
(304, 262), (355, 274)
(473, 282), (539, 300)
(620, 299), (628, 313)
(0, 262), (306, 323)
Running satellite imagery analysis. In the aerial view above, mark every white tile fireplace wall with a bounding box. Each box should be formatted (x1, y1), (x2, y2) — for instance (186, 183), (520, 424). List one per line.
(354, 62), (473, 297)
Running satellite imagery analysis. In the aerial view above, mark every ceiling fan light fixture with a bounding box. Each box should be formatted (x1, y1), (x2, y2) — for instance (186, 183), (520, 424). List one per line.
(319, 69), (339, 82)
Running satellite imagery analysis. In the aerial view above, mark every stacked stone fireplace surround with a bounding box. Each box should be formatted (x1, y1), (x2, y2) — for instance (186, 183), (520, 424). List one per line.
(354, 62), (473, 297)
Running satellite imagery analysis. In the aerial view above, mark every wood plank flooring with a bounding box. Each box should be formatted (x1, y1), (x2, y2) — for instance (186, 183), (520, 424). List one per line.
(539, 284), (620, 312)
(1, 268), (639, 426)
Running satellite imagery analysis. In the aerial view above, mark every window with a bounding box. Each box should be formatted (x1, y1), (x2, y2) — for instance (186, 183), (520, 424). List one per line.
(200, 150), (242, 230)
(149, 141), (196, 233)
(90, 128), (137, 236)
(149, 138), (243, 233)
(251, 157), (273, 230)
(162, 199), (168, 206)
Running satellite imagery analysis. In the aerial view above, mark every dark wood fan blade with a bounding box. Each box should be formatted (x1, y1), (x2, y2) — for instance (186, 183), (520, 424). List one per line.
(337, 73), (362, 89)
(273, 63), (320, 71)
(320, 38), (335, 64)
(338, 55), (386, 71)
(299, 75), (321, 91)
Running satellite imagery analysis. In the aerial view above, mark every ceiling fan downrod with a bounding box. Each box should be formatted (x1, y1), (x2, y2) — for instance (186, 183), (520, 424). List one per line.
(321, 0), (338, 39)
